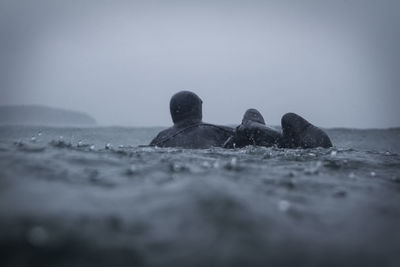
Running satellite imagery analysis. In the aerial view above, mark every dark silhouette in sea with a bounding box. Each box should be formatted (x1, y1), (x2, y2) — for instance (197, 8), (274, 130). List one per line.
(223, 108), (282, 148)
(279, 112), (332, 148)
(224, 109), (332, 149)
(150, 91), (332, 149)
(149, 91), (233, 148)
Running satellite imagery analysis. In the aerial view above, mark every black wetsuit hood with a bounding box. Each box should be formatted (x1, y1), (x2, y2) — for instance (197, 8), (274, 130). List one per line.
(242, 109), (266, 125)
(170, 91), (203, 125)
(149, 90), (233, 148)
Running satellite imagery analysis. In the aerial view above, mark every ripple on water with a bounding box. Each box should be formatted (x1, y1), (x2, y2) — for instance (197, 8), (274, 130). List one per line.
(14, 141), (46, 152)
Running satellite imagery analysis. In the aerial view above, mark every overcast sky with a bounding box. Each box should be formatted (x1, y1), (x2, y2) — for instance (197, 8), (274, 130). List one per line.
(1, 0), (399, 128)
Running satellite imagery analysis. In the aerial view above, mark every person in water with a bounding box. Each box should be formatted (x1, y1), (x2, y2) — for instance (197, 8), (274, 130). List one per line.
(149, 91), (234, 149)
(223, 109), (282, 148)
(279, 112), (332, 148)
(224, 109), (332, 149)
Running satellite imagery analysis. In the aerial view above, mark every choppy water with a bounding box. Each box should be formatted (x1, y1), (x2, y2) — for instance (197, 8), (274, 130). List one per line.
(0, 126), (400, 267)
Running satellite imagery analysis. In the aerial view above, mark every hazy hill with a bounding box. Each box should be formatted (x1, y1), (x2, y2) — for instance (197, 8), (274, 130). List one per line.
(0, 105), (96, 126)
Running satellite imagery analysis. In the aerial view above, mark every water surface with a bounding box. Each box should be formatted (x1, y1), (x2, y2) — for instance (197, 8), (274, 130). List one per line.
(0, 126), (399, 267)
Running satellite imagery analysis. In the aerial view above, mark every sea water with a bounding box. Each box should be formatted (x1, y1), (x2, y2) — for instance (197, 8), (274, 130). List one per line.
(0, 126), (399, 266)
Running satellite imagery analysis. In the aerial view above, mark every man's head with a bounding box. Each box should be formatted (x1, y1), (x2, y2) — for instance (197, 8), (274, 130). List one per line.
(242, 109), (265, 125)
(170, 91), (203, 124)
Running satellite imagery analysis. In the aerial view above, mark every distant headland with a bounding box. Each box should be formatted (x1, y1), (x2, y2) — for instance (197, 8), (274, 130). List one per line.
(0, 105), (97, 126)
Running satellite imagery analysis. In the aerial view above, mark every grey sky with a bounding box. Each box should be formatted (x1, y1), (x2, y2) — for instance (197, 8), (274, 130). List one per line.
(1, 0), (399, 128)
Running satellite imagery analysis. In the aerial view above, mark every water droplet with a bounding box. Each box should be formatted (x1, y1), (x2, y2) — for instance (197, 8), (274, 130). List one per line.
(201, 161), (211, 168)
(126, 165), (138, 175)
(224, 157), (240, 171)
(304, 161), (322, 175)
(278, 200), (291, 212)
(348, 172), (356, 179)
(263, 152), (272, 159)
(169, 163), (186, 172)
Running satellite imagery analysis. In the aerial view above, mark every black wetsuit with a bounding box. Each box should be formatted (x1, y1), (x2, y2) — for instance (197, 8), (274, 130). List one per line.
(224, 109), (282, 148)
(279, 113), (332, 148)
(149, 91), (234, 149)
(224, 109), (332, 149)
